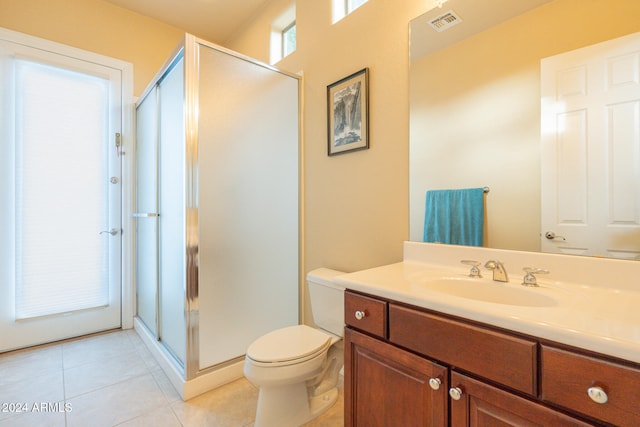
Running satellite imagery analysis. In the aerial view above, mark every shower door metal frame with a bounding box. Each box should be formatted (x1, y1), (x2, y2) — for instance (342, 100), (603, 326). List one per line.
(183, 35), (200, 381)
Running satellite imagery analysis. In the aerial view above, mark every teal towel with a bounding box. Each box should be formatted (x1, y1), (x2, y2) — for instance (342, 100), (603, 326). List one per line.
(423, 188), (484, 246)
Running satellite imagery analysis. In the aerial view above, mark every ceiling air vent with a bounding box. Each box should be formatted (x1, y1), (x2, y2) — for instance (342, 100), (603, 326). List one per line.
(429, 10), (462, 32)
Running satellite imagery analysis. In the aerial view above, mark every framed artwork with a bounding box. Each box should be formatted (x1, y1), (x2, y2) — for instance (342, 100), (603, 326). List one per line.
(327, 68), (369, 156)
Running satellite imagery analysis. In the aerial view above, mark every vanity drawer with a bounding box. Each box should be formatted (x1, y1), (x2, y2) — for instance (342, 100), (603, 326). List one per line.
(389, 304), (537, 395)
(541, 346), (640, 426)
(344, 291), (387, 339)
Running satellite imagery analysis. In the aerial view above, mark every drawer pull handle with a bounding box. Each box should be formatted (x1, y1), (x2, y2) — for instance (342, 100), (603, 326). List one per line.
(354, 310), (367, 320)
(428, 378), (441, 390)
(449, 387), (463, 401)
(587, 386), (608, 404)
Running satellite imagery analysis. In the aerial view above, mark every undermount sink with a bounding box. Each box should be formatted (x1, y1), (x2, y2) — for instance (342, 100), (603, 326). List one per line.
(418, 277), (558, 307)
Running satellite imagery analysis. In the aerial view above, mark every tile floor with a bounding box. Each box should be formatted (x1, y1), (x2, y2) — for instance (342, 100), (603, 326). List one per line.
(0, 330), (344, 427)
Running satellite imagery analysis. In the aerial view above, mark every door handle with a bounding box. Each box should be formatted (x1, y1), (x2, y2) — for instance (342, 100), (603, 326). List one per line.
(100, 228), (119, 236)
(544, 231), (566, 240)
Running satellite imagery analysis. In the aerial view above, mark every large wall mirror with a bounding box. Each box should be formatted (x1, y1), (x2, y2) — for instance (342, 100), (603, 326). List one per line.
(409, 0), (640, 259)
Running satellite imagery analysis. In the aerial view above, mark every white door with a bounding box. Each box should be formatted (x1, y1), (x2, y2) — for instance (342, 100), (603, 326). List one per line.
(0, 33), (125, 351)
(541, 32), (640, 260)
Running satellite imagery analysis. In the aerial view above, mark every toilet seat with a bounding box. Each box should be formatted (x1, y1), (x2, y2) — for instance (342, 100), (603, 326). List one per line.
(247, 325), (332, 367)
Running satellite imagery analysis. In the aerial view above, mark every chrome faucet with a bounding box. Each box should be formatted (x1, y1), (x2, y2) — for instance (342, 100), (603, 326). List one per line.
(484, 260), (508, 282)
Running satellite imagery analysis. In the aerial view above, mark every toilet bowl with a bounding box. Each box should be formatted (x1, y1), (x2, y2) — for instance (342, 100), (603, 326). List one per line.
(243, 268), (345, 427)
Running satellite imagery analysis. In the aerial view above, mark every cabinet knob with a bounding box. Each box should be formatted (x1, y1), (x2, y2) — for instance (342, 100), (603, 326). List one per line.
(587, 386), (608, 404)
(449, 387), (463, 400)
(428, 377), (441, 391)
(354, 310), (367, 320)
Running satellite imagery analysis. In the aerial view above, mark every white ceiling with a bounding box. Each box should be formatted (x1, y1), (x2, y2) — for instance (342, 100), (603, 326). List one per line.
(103, 0), (553, 55)
(104, 0), (270, 44)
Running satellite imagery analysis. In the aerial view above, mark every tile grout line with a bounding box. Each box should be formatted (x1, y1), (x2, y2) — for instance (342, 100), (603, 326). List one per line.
(61, 343), (69, 427)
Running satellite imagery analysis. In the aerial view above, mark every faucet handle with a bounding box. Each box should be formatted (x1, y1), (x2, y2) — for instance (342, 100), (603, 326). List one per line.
(461, 260), (482, 278)
(522, 267), (549, 287)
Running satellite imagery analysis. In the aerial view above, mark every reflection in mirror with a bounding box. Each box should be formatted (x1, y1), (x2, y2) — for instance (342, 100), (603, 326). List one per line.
(408, 0), (640, 259)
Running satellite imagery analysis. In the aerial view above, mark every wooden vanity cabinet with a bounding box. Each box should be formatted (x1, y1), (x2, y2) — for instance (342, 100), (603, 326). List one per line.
(344, 291), (448, 426)
(389, 304), (537, 395)
(344, 290), (638, 426)
(541, 346), (640, 426)
(344, 291), (387, 338)
(345, 328), (448, 427)
(449, 372), (592, 427)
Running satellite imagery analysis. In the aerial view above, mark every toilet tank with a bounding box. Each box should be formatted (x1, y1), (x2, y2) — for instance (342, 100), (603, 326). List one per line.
(307, 268), (345, 337)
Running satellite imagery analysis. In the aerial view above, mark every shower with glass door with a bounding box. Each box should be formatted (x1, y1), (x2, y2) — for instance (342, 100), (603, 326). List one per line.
(133, 34), (300, 399)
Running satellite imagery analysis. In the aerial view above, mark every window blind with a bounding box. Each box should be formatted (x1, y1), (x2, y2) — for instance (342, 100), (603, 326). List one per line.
(14, 59), (110, 320)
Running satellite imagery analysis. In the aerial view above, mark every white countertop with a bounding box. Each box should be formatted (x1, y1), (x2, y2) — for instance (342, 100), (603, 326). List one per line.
(334, 243), (640, 364)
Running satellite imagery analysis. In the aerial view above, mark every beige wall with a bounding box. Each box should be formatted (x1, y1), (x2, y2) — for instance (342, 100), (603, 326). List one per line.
(6, 0), (638, 289)
(226, 0), (640, 275)
(228, 0), (433, 275)
(0, 0), (430, 277)
(409, 0), (640, 252)
(0, 0), (185, 96)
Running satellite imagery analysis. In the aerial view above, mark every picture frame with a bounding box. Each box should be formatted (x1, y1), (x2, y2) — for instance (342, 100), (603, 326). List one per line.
(327, 68), (369, 156)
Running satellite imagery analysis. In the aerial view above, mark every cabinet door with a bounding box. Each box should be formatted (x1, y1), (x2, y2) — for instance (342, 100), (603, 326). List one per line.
(344, 328), (447, 427)
(450, 372), (593, 427)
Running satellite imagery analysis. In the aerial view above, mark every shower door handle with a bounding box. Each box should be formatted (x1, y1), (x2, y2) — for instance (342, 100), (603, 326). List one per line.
(100, 228), (119, 236)
(132, 213), (159, 218)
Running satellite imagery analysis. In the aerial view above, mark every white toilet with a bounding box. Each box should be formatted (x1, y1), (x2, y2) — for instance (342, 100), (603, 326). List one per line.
(243, 268), (345, 427)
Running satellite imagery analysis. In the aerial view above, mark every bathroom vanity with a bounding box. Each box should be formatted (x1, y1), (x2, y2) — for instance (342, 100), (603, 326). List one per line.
(336, 242), (640, 426)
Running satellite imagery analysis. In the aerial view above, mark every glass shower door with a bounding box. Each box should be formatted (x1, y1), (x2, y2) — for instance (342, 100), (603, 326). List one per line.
(135, 87), (159, 336)
(135, 56), (186, 369)
(157, 58), (186, 366)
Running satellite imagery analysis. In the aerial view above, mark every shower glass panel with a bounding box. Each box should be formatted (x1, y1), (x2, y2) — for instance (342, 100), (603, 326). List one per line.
(197, 44), (299, 369)
(158, 58), (186, 366)
(135, 88), (158, 336)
